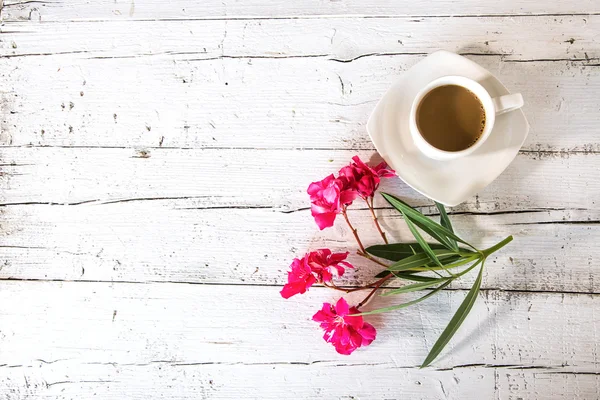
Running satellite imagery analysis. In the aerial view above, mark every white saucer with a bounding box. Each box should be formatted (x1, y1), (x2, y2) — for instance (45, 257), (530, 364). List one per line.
(367, 50), (529, 206)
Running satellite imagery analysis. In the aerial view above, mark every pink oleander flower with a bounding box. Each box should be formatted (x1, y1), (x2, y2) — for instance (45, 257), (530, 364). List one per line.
(280, 249), (353, 299)
(306, 249), (353, 283)
(339, 156), (395, 198)
(280, 257), (316, 299)
(312, 297), (376, 355)
(307, 174), (357, 230)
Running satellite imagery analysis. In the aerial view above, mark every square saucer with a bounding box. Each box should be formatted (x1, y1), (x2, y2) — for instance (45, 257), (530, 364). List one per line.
(367, 50), (529, 206)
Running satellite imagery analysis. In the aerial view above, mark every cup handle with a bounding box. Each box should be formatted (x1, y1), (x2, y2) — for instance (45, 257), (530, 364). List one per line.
(492, 93), (524, 115)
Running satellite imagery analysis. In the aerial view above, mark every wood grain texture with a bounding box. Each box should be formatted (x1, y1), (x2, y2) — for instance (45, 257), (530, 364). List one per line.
(1, 148), (598, 211)
(0, 18), (599, 150)
(1, 0), (599, 21)
(2, 17), (599, 60)
(0, 202), (599, 293)
(0, 281), (599, 399)
(1, 362), (599, 400)
(2, 0), (600, 397)
(0, 280), (598, 366)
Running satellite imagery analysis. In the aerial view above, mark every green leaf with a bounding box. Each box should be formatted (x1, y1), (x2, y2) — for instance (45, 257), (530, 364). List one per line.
(382, 193), (474, 250)
(408, 255), (465, 271)
(481, 235), (513, 258)
(374, 253), (477, 278)
(388, 249), (458, 272)
(366, 243), (449, 262)
(354, 281), (452, 316)
(394, 273), (441, 282)
(375, 270), (392, 279)
(456, 257), (485, 278)
(435, 202), (458, 251)
(404, 215), (445, 270)
(374, 270), (441, 282)
(381, 278), (450, 296)
(420, 262), (485, 368)
(383, 193), (455, 249)
(416, 254), (479, 274)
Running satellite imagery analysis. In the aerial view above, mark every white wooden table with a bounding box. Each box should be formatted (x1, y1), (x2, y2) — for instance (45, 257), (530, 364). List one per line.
(1, 1), (599, 398)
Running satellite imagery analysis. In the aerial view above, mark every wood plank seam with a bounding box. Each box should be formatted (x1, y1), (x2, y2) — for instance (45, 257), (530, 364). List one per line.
(2, 145), (600, 155)
(3, 13), (600, 21)
(1, 277), (599, 296)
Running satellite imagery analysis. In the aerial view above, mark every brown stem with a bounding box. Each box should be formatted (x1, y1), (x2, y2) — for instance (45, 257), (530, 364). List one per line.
(341, 207), (366, 254)
(357, 274), (393, 309)
(323, 281), (350, 293)
(366, 196), (388, 244)
(357, 251), (389, 268)
(323, 273), (395, 294)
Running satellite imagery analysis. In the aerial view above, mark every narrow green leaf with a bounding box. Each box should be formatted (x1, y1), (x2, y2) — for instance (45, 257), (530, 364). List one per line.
(382, 193), (474, 250)
(435, 202), (458, 251)
(383, 193), (455, 249)
(481, 235), (513, 258)
(407, 255), (463, 272)
(452, 257), (483, 278)
(412, 255), (479, 274)
(375, 254), (477, 278)
(381, 278), (450, 296)
(409, 244), (418, 255)
(354, 281), (452, 316)
(366, 242), (448, 262)
(404, 217), (447, 278)
(404, 215), (444, 269)
(375, 269), (392, 279)
(420, 262), (485, 368)
(387, 249), (458, 272)
(375, 270), (441, 282)
(394, 273), (441, 282)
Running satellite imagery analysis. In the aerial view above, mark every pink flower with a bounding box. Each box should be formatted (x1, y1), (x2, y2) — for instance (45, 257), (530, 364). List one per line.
(306, 249), (353, 283)
(280, 250), (354, 299)
(280, 257), (316, 299)
(339, 156), (395, 198)
(313, 297), (376, 355)
(307, 175), (357, 230)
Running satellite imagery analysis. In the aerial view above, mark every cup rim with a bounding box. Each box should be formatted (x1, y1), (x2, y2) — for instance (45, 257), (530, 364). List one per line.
(409, 75), (496, 159)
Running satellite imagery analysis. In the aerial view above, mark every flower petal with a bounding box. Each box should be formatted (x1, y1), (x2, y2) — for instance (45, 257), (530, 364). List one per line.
(312, 210), (337, 230)
(312, 303), (335, 322)
(358, 322), (377, 346)
(334, 297), (350, 316)
(280, 281), (307, 299)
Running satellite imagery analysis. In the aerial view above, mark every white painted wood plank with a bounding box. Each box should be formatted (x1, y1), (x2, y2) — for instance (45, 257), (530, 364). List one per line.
(1, 203), (599, 293)
(1, 148), (598, 211)
(2, 17), (598, 61)
(1, 3), (598, 397)
(0, 281), (598, 368)
(0, 362), (498, 400)
(0, 281), (598, 399)
(1, 0), (599, 21)
(1, 362), (598, 400)
(1, 56), (598, 150)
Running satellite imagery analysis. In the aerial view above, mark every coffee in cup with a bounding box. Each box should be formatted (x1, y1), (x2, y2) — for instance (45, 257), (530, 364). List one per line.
(409, 76), (524, 161)
(416, 85), (485, 152)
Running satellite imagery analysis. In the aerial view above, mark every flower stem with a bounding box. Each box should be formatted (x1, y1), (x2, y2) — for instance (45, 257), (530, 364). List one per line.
(342, 206), (366, 254)
(481, 235), (513, 258)
(324, 273), (394, 294)
(326, 280), (371, 293)
(357, 251), (390, 268)
(357, 274), (393, 309)
(323, 281), (351, 293)
(366, 196), (388, 244)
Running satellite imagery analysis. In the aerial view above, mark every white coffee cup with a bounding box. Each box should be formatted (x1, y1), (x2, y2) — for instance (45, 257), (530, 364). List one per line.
(409, 76), (524, 160)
